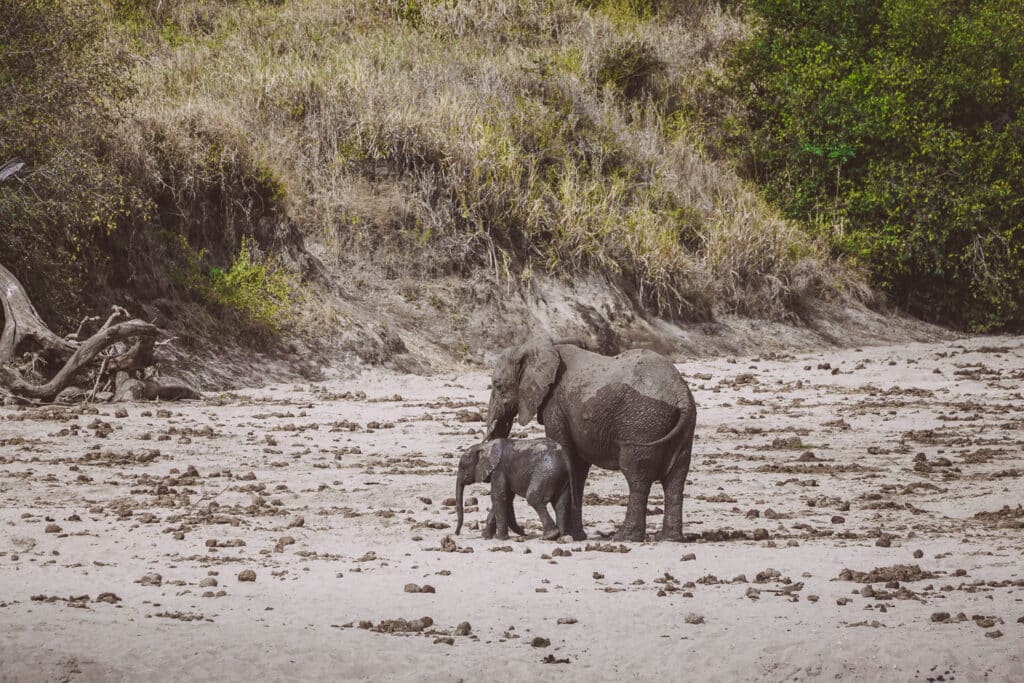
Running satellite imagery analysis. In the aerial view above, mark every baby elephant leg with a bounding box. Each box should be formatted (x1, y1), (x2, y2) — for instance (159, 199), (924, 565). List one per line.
(491, 479), (512, 540)
(526, 487), (559, 540)
(481, 506), (496, 539)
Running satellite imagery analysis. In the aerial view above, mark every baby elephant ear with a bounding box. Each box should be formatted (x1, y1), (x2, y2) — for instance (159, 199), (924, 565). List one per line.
(476, 441), (504, 482)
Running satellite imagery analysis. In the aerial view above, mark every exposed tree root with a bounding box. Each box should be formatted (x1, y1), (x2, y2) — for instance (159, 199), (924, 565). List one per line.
(0, 262), (199, 403)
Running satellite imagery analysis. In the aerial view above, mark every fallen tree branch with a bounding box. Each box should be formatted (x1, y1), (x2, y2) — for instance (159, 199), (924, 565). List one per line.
(0, 319), (159, 402)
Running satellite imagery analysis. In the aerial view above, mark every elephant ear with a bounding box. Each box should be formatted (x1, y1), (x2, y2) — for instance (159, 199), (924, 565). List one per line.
(476, 441), (503, 482)
(515, 336), (560, 426)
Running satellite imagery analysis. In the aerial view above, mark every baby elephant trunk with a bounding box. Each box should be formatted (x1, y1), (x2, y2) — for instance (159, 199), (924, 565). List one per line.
(455, 473), (466, 535)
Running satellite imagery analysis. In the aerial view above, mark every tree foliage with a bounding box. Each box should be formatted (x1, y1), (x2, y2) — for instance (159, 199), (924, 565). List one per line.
(730, 0), (1024, 330)
(0, 0), (139, 325)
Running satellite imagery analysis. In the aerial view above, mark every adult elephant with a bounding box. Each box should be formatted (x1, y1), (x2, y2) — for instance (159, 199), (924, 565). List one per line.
(483, 336), (696, 542)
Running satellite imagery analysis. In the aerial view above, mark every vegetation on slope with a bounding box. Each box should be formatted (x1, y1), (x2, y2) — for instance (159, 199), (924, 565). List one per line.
(5, 0), (872, 351)
(729, 0), (1024, 331)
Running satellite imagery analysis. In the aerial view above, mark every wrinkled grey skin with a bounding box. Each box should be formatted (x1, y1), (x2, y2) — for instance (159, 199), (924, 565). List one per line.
(455, 438), (572, 541)
(484, 336), (696, 542)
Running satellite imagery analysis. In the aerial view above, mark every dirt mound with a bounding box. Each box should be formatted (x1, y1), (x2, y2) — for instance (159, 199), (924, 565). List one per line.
(837, 565), (937, 583)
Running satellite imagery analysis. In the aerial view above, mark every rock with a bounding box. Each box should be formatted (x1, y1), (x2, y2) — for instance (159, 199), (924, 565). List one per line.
(142, 376), (201, 401)
(875, 536), (892, 548)
(530, 637), (550, 648)
(455, 409), (483, 423)
(287, 516), (304, 528)
(831, 515), (845, 524)
(913, 549), (924, 559)
(985, 630), (1003, 638)
(442, 498), (457, 507)
(836, 597), (850, 606)
(931, 612), (950, 622)
(56, 387), (86, 404)
(440, 535), (458, 552)
(746, 587), (761, 600)
(94, 592), (121, 604)
(434, 637), (455, 645)
(139, 573), (162, 586)
(237, 569), (257, 582)
(681, 553), (696, 561)
(420, 584), (435, 593)
(455, 621), (472, 636)
(199, 578), (218, 588)
(44, 523), (62, 534)
(807, 595), (819, 602)
(557, 617), (578, 625)
(752, 528), (769, 541)
(404, 584), (421, 593)
(684, 613), (705, 625)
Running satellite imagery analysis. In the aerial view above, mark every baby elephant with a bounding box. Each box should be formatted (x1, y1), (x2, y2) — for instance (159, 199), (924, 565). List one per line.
(455, 438), (571, 541)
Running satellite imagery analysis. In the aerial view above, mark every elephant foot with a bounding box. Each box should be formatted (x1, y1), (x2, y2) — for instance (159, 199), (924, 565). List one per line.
(613, 527), (646, 543)
(481, 529), (494, 540)
(495, 531), (510, 541)
(656, 529), (685, 543)
(541, 528), (561, 541)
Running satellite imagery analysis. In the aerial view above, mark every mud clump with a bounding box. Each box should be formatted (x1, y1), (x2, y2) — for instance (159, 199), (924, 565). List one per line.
(373, 616), (434, 633)
(837, 564), (936, 583)
(973, 505), (1024, 529)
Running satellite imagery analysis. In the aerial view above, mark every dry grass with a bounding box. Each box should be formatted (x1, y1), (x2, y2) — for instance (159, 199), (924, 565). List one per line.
(116, 0), (869, 320)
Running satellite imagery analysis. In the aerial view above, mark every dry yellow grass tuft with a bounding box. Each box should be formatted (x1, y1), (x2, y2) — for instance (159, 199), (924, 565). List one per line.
(117, 0), (868, 320)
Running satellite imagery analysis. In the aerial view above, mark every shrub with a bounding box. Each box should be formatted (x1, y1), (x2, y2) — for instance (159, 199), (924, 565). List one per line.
(729, 0), (1024, 331)
(170, 234), (296, 334)
(0, 0), (139, 325)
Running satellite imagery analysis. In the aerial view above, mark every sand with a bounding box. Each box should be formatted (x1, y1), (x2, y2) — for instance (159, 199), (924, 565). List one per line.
(1, 335), (1023, 682)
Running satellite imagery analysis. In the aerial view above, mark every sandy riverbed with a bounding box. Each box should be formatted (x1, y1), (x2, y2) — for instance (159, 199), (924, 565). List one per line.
(1, 336), (1023, 682)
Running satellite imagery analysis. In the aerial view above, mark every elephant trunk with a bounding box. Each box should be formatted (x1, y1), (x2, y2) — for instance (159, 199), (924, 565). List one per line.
(455, 472), (466, 535)
(484, 392), (515, 441)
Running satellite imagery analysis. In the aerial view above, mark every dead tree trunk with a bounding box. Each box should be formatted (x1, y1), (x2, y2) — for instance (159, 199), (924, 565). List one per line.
(0, 262), (189, 403)
(0, 263), (76, 365)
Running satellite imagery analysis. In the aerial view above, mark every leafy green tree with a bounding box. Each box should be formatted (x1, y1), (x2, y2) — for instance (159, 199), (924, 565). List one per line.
(730, 0), (1024, 330)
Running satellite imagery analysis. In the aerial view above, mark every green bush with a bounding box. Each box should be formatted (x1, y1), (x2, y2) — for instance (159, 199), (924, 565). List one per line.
(0, 0), (139, 326)
(729, 0), (1024, 330)
(168, 234), (295, 333)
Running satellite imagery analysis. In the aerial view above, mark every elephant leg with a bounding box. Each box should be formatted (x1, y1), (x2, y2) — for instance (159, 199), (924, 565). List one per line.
(492, 479), (511, 540)
(614, 451), (653, 542)
(553, 485), (572, 538)
(659, 433), (694, 542)
(526, 488), (559, 540)
(567, 457), (590, 541)
(482, 506), (496, 539)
